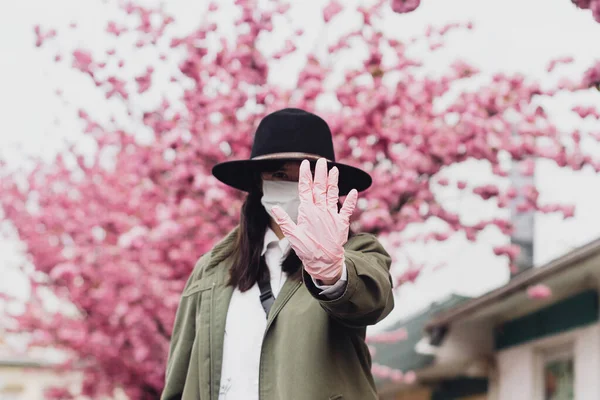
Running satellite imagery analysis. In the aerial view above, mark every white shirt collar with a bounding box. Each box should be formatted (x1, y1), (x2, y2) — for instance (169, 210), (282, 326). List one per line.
(261, 227), (291, 257)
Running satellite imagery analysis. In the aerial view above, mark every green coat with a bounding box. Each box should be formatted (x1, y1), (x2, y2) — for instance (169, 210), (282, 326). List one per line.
(161, 228), (394, 400)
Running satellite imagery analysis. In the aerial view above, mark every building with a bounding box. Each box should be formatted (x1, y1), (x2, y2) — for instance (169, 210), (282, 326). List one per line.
(0, 342), (127, 400)
(0, 350), (69, 399)
(376, 236), (600, 400)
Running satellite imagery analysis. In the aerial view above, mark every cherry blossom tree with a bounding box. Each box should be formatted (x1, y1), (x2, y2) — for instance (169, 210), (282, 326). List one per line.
(1, 0), (600, 398)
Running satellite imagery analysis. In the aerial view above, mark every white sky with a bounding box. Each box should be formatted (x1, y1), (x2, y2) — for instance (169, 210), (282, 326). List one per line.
(1, 0), (600, 331)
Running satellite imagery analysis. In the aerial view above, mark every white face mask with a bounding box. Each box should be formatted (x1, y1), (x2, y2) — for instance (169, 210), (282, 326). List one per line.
(261, 181), (301, 223)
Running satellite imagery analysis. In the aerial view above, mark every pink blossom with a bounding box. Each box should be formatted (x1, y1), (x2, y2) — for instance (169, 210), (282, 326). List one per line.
(493, 244), (521, 263)
(473, 184), (500, 200)
(323, 0), (343, 22)
(135, 67), (154, 93)
(45, 387), (75, 400)
(106, 21), (127, 36)
(49, 262), (79, 282)
(546, 56), (575, 72)
(105, 76), (128, 99)
(72, 49), (94, 75)
(592, 0), (600, 22)
(560, 204), (575, 218)
(390, 0), (421, 14)
(33, 25), (57, 47)
(367, 327), (408, 344)
(519, 159), (535, 176)
(397, 266), (422, 285)
(573, 105), (600, 119)
(404, 370), (417, 384)
(451, 60), (480, 78)
(582, 61), (600, 89)
(527, 284), (552, 300)
(572, 0), (592, 8)
(390, 370), (404, 382)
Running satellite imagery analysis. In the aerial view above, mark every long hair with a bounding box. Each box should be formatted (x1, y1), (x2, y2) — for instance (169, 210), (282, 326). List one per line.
(228, 162), (303, 291)
(227, 161), (355, 291)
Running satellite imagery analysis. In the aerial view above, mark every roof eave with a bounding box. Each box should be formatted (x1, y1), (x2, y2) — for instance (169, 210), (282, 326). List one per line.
(425, 236), (600, 332)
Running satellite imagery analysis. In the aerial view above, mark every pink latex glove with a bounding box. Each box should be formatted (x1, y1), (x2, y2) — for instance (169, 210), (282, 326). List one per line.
(271, 158), (358, 282)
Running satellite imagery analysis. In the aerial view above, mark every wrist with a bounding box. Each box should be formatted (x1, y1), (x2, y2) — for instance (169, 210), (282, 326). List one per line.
(313, 258), (345, 285)
(319, 271), (343, 286)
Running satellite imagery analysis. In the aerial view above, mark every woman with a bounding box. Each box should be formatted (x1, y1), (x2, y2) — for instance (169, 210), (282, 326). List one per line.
(161, 108), (394, 400)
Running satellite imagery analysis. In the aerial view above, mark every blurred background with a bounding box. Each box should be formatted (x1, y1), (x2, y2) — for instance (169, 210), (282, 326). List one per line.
(1, 0), (600, 399)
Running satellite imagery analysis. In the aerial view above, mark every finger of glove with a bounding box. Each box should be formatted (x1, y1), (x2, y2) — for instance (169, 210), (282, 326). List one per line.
(326, 166), (340, 212)
(271, 206), (298, 237)
(313, 158), (328, 207)
(298, 160), (314, 205)
(339, 189), (358, 221)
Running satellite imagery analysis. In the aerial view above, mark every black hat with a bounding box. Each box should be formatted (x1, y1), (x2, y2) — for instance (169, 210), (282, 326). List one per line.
(211, 108), (372, 195)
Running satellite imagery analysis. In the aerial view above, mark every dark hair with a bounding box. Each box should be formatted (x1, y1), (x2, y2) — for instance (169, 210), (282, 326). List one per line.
(228, 163), (303, 291)
(227, 161), (355, 291)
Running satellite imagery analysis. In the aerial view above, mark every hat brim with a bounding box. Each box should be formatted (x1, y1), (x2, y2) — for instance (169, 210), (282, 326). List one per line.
(212, 157), (372, 196)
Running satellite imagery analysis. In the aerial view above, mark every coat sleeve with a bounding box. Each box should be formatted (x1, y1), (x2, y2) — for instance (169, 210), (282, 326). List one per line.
(302, 233), (394, 328)
(161, 267), (202, 400)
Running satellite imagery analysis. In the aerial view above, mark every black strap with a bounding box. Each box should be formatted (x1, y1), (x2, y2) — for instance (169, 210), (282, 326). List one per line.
(257, 274), (275, 317)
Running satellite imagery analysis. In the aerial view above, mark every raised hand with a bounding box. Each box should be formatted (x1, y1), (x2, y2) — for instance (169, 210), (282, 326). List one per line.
(271, 158), (358, 282)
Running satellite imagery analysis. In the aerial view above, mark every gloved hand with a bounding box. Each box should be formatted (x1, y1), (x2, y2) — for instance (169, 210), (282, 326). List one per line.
(271, 158), (358, 283)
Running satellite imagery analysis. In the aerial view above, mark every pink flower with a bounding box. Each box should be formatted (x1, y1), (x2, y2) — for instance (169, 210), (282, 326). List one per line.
(572, 0), (592, 8)
(33, 25), (57, 47)
(473, 184), (500, 200)
(592, 0), (600, 22)
(547, 56), (575, 72)
(366, 327), (408, 344)
(72, 49), (94, 75)
(519, 159), (535, 176)
(582, 61), (600, 89)
(323, 0), (343, 22)
(573, 105), (600, 119)
(527, 284), (552, 300)
(135, 67), (154, 93)
(493, 244), (521, 263)
(397, 267), (422, 285)
(560, 204), (575, 218)
(391, 0), (421, 14)
(404, 370), (417, 384)
(106, 21), (127, 36)
(390, 370), (404, 382)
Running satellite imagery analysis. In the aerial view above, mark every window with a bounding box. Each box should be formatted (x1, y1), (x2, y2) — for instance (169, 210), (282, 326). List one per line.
(542, 347), (574, 400)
